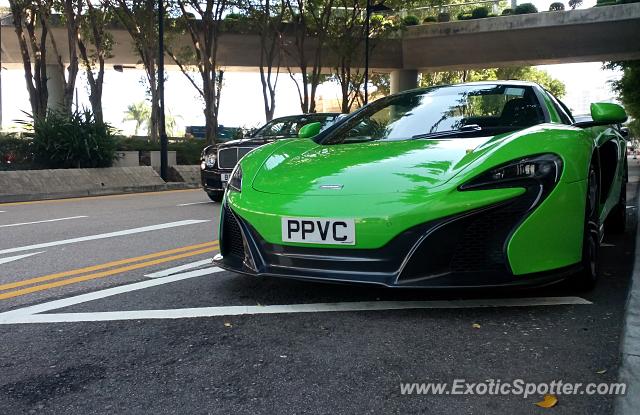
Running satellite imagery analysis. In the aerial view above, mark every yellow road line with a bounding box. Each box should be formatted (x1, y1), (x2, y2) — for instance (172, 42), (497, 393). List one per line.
(0, 189), (200, 207)
(0, 246), (219, 300)
(0, 240), (218, 292)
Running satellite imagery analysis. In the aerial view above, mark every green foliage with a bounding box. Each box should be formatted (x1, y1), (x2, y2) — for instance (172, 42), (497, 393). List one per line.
(471, 7), (489, 19)
(502, 8), (513, 15)
(420, 66), (566, 98)
(457, 12), (472, 20)
(606, 61), (640, 128)
(23, 109), (117, 169)
(422, 16), (438, 23)
(402, 15), (420, 26)
(514, 3), (538, 14)
(549, 2), (565, 10)
(0, 134), (33, 170)
(568, 0), (583, 8)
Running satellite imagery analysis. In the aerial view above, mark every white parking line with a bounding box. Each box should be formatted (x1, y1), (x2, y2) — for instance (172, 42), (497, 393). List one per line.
(145, 259), (213, 278)
(177, 201), (213, 207)
(0, 219), (209, 256)
(0, 251), (45, 265)
(0, 216), (88, 229)
(0, 263), (592, 324)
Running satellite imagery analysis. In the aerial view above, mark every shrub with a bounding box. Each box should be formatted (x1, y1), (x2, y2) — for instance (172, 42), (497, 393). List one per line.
(437, 12), (450, 22)
(502, 8), (514, 15)
(457, 12), (472, 20)
(422, 16), (437, 23)
(402, 15), (420, 26)
(471, 7), (490, 19)
(549, 2), (565, 10)
(24, 109), (117, 169)
(514, 3), (539, 14)
(0, 134), (33, 170)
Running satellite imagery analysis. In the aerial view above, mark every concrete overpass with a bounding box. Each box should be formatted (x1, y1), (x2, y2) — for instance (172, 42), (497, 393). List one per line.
(1, 3), (639, 113)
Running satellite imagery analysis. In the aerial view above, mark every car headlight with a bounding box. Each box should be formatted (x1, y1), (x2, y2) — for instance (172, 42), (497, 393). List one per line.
(228, 165), (243, 192)
(204, 153), (217, 168)
(459, 154), (562, 192)
(200, 161), (206, 170)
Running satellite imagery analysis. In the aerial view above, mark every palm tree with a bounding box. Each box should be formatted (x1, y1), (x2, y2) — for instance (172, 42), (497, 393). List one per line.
(123, 101), (151, 136)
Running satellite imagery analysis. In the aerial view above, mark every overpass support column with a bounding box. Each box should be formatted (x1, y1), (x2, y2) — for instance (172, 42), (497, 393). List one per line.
(47, 64), (65, 111)
(390, 69), (419, 94)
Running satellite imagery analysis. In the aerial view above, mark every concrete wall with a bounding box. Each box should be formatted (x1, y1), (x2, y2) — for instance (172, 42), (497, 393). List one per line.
(0, 166), (168, 203)
(169, 165), (200, 186)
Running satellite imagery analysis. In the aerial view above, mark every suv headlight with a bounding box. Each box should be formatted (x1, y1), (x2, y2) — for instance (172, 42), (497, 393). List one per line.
(228, 165), (243, 192)
(459, 154), (562, 193)
(204, 153), (217, 168)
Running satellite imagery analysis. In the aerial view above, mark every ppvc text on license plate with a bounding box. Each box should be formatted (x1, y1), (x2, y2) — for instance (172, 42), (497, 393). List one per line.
(281, 217), (355, 245)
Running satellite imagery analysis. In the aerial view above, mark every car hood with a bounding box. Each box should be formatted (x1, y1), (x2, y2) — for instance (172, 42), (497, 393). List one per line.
(218, 135), (293, 148)
(251, 136), (503, 196)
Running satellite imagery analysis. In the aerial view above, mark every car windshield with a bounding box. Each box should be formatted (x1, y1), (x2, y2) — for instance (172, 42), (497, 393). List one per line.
(252, 115), (337, 138)
(319, 84), (545, 144)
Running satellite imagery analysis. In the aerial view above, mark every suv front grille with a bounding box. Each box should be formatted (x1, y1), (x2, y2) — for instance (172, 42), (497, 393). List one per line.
(218, 147), (254, 169)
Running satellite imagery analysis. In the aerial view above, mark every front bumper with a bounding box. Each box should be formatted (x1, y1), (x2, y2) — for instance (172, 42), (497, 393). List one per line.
(213, 190), (581, 288)
(201, 168), (231, 192)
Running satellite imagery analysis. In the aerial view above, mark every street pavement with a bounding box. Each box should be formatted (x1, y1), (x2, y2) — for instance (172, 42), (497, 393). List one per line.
(0, 161), (638, 414)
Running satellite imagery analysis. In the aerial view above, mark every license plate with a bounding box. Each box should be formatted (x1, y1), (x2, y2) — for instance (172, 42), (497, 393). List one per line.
(281, 217), (355, 245)
(221, 173), (231, 183)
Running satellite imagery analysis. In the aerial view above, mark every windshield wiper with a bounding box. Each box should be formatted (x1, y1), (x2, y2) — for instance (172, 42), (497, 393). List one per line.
(411, 124), (482, 140)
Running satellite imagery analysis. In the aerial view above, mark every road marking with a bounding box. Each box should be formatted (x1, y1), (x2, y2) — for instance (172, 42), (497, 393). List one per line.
(0, 261), (591, 323)
(0, 296), (592, 324)
(0, 211), (5, 213)
(0, 246), (219, 300)
(0, 189), (200, 207)
(0, 267), (224, 320)
(0, 219), (209, 256)
(177, 201), (213, 207)
(0, 216), (88, 229)
(0, 252), (45, 266)
(0, 241), (218, 291)
(145, 259), (213, 278)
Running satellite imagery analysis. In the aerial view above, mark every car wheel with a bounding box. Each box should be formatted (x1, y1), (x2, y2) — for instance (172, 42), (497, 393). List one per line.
(569, 165), (600, 291)
(605, 160), (627, 234)
(207, 191), (224, 203)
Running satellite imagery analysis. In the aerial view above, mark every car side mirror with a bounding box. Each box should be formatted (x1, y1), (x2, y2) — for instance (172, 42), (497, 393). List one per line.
(591, 103), (627, 124)
(620, 127), (630, 139)
(298, 122), (322, 139)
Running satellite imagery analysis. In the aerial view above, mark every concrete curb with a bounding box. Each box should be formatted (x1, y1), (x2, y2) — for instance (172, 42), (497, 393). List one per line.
(0, 182), (200, 203)
(0, 166), (203, 203)
(615, 177), (640, 414)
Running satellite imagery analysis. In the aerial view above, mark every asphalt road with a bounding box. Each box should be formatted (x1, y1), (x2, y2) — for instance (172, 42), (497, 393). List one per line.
(0, 160), (638, 415)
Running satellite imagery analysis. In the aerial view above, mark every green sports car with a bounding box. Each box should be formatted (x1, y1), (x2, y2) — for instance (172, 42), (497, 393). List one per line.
(213, 81), (628, 289)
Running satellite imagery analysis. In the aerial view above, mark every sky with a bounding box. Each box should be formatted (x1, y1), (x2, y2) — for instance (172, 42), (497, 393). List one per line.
(0, 0), (622, 134)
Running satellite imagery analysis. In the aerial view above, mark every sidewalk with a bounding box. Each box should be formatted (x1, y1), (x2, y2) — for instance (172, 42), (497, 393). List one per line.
(615, 156), (640, 414)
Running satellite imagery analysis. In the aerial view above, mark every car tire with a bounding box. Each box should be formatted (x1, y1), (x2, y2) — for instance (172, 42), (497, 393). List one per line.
(605, 160), (627, 234)
(207, 191), (224, 203)
(569, 164), (600, 291)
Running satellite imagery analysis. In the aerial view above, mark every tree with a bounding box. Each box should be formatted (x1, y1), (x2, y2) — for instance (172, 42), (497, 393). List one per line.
(123, 101), (151, 135)
(42, 0), (81, 114)
(568, 0), (583, 9)
(420, 67), (567, 98)
(77, 1), (114, 124)
(244, 0), (286, 122)
(8, 0), (52, 119)
(283, 0), (334, 114)
(167, 0), (228, 144)
(326, 0), (366, 113)
(109, 0), (161, 141)
(606, 61), (640, 136)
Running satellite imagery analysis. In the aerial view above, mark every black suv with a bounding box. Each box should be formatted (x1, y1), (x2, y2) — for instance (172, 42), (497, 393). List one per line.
(200, 113), (340, 202)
